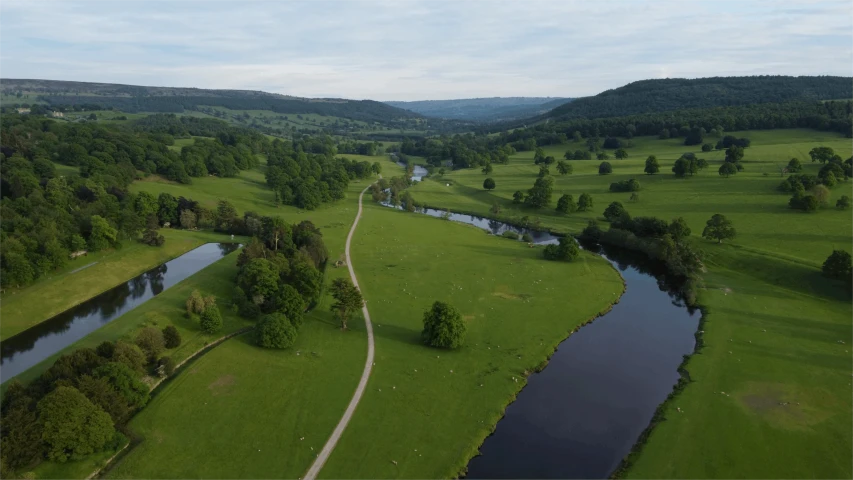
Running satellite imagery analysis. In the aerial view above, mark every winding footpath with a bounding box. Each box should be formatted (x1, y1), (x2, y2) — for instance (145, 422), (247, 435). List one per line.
(303, 182), (377, 480)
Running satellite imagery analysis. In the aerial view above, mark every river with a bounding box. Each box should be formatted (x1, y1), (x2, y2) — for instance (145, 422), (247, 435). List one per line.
(389, 203), (699, 478)
(0, 243), (240, 383)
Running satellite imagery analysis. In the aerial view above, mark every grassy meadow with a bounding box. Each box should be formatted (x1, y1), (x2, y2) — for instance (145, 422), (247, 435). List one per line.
(400, 129), (853, 478)
(320, 203), (624, 478)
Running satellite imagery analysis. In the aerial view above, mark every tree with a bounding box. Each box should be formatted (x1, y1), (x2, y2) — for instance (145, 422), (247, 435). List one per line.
(112, 341), (147, 374)
(512, 190), (525, 204)
(270, 284), (306, 328)
(643, 155), (660, 175)
(556, 160), (572, 175)
(684, 127), (704, 145)
(37, 386), (114, 462)
(702, 214), (736, 243)
(672, 155), (699, 178)
(538, 165), (550, 178)
(0, 393), (43, 469)
(142, 227), (165, 246)
(577, 193), (593, 211)
(180, 209), (197, 229)
(837, 195), (851, 209)
(718, 162), (738, 177)
(157, 193), (179, 226)
(701, 143), (713, 152)
(543, 236), (580, 262)
(822, 250), (852, 282)
(787, 157), (802, 173)
(134, 327), (165, 361)
(200, 305), (223, 333)
(811, 184), (831, 206)
(421, 301), (466, 349)
(186, 290), (206, 316)
(668, 217), (691, 242)
(725, 145), (744, 163)
(598, 161), (613, 175)
(237, 259), (279, 305)
(483, 178), (496, 191)
(162, 325), (181, 349)
(330, 278), (363, 330)
(614, 148), (628, 159)
(603, 201), (626, 221)
(490, 201), (501, 215)
(525, 176), (554, 208)
(88, 215), (117, 251)
(556, 194), (575, 214)
(809, 146), (835, 164)
(92, 362), (149, 409)
(482, 163), (493, 175)
(255, 313), (298, 349)
(371, 162), (382, 174)
(533, 147), (546, 164)
(597, 152), (610, 161)
(629, 192), (640, 202)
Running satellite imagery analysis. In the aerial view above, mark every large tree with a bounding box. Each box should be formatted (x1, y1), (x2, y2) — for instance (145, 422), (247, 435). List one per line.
(702, 214), (736, 243)
(809, 146), (835, 164)
(556, 194), (575, 214)
(200, 305), (223, 333)
(525, 176), (554, 209)
(603, 201), (626, 221)
(255, 313), (298, 349)
(37, 386), (115, 463)
(483, 178), (496, 190)
(421, 301), (466, 349)
(598, 161), (613, 175)
(577, 193), (593, 211)
(822, 250), (852, 282)
(329, 278), (364, 330)
(543, 236), (580, 262)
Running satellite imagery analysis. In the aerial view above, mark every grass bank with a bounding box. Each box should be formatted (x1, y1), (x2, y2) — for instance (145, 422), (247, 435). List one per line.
(0, 229), (240, 340)
(319, 203), (624, 478)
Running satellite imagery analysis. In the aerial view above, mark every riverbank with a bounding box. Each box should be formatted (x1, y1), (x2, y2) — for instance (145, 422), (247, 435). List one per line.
(316, 202), (624, 478)
(0, 229), (244, 340)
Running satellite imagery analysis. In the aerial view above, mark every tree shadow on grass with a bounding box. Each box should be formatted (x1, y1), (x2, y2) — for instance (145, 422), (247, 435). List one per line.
(370, 321), (421, 346)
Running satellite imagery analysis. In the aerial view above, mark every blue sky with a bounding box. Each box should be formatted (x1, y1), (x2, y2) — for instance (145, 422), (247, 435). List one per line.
(1, 0), (851, 101)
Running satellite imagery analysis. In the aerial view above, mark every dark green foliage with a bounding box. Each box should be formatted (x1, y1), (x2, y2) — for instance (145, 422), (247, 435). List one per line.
(614, 148), (629, 159)
(330, 278), (364, 330)
(483, 178), (496, 190)
(0, 391), (43, 469)
(668, 217), (692, 242)
(719, 162), (738, 177)
(779, 174), (820, 193)
(512, 190), (525, 204)
(672, 153), (706, 178)
(200, 305), (223, 334)
(836, 195), (851, 209)
(543, 237), (580, 262)
(37, 386), (114, 462)
(644, 155), (660, 175)
(684, 127), (704, 145)
(577, 193), (593, 211)
(724, 145), (744, 163)
(702, 214), (736, 243)
(76, 374), (133, 424)
(162, 325), (181, 349)
(609, 178), (640, 192)
(158, 356), (176, 376)
(501, 230), (519, 240)
(701, 143), (713, 152)
(818, 162), (846, 185)
(92, 362), (149, 410)
(270, 284), (306, 328)
(538, 165), (550, 177)
(421, 301), (466, 349)
(111, 341), (147, 374)
(141, 227), (165, 246)
(521, 233), (534, 243)
(556, 194), (576, 214)
(786, 157), (802, 173)
(603, 201), (626, 221)
(598, 161), (613, 175)
(597, 152), (610, 161)
(580, 220), (603, 243)
(809, 146), (836, 164)
(822, 250), (852, 282)
(255, 313), (298, 349)
(524, 176), (554, 209)
(789, 192), (819, 212)
(134, 327), (165, 361)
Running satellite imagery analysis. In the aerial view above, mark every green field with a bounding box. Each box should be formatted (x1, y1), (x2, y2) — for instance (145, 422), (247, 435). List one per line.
(0, 229), (240, 340)
(320, 203), (623, 478)
(399, 129), (853, 478)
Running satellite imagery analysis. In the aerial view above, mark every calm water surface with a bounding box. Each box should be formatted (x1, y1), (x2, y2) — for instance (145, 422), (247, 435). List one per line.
(1, 243), (240, 382)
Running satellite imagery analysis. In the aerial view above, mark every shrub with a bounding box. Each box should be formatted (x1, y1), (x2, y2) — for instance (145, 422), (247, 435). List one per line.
(501, 230), (519, 240)
(158, 356), (176, 376)
(822, 250), (852, 282)
(836, 195), (851, 209)
(521, 233), (533, 243)
(598, 161), (613, 175)
(200, 305), (223, 334)
(162, 325), (181, 349)
(543, 237), (580, 262)
(603, 201), (626, 221)
(421, 301), (466, 349)
(134, 327), (165, 361)
(609, 178), (640, 192)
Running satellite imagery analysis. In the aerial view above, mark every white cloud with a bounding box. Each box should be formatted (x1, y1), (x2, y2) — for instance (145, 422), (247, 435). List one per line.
(1, 0), (850, 100)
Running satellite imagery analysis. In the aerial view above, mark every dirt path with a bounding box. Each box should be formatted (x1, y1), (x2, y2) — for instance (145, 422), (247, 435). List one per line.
(303, 181), (377, 480)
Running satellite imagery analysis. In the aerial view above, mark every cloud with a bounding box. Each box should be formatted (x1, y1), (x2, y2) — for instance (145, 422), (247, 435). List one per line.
(1, 0), (850, 100)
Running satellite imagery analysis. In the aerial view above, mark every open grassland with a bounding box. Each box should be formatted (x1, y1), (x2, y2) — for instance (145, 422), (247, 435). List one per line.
(320, 203), (624, 478)
(0, 229), (239, 340)
(409, 129), (851, 265)
(626, 246), (852, 478)
(402, 129), (853, 477)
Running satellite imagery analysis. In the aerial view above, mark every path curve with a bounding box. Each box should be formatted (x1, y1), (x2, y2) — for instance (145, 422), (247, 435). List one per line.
(303, 181), (377, 480)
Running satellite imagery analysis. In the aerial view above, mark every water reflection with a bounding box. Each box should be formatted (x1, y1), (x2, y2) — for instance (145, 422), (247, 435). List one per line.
(1, 243), (240, 383)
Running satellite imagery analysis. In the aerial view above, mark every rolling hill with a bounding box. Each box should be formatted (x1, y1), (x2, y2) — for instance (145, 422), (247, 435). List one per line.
(386, 97), (572, 122)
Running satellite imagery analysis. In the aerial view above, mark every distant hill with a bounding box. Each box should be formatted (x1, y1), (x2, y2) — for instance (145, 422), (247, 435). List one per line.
(386, 97), (572, 122)
(537, 76), (852, 123)
(0, 78), (426, 126)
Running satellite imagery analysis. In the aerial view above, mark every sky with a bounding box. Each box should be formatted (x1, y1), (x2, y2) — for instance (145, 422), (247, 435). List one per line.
(1, 0), (851, 101)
